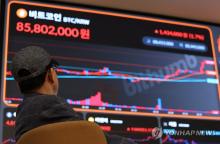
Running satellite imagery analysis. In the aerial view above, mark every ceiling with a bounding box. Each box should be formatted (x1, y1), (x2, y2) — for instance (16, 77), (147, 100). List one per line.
(52, 0), (220, 25)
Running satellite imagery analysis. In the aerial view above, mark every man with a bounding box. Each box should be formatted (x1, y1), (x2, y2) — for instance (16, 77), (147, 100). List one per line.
(12, 46), (136, 144)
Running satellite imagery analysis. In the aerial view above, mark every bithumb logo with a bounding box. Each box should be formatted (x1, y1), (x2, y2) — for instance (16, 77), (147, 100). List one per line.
(152, 127), (163, 139)
(123, 54), (197, 97)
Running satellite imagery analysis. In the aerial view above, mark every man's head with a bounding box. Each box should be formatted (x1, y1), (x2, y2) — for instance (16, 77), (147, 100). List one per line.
(12, 46), (59, 96)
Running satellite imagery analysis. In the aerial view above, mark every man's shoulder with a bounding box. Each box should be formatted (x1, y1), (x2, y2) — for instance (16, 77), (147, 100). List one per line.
(17, 94), (66, 114)
(23, 94), (64, 105)
(15, 94), (81, 141)
(17, 93), (80, 120)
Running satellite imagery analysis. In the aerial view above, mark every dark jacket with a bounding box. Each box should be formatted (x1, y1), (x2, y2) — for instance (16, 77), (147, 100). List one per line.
(15, 93), (136, 144)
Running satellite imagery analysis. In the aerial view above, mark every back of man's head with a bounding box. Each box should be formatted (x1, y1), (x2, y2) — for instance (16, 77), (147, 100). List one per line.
(12, 46), (59, 95)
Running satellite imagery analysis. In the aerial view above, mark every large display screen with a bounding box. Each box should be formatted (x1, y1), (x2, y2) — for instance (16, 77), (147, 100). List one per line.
(1, 0), (220, 143)
(4, 1), (220, 118)
(3, 108), (220, 144)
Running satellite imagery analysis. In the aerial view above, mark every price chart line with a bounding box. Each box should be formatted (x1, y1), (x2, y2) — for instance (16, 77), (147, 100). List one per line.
(6, 59), (218, 84)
